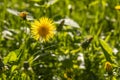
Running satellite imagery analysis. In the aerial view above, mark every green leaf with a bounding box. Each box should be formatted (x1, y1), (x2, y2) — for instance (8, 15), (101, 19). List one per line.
(99, 39), (113, 61)
(28, 56), (34, 65)
(112, 76), (117, 80)
(100, 39), (112, 56)
(89, 1), (99, 7)
(4, 51), (17, 64)
(105, 32), (112, 42)
(11, 65), (18, 73)
(30, 0), (41, 2)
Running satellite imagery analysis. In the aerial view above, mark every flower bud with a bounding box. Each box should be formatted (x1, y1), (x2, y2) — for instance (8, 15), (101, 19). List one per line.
(104, 61), (112, 72)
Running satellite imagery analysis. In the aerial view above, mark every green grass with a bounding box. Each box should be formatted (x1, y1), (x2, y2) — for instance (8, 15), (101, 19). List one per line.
(0, 0), (120, 80)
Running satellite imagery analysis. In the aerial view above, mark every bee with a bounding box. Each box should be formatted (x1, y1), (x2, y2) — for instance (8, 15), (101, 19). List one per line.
(7, 8), (34, 21)
(19, 11), (28, 20)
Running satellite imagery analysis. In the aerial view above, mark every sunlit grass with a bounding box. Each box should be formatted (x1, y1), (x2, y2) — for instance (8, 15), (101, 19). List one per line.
(0, 0), (120, 80)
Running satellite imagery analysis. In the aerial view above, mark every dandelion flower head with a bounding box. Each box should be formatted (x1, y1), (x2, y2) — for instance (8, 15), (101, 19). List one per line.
(31, 17), (56, 42)
(115, 5), (120, 10)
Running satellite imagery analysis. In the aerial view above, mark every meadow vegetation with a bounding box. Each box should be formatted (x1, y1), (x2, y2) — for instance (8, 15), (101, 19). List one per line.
(0, 0), (120, 80)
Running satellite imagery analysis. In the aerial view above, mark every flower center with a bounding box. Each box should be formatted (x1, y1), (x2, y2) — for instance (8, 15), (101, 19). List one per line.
(39, 26), (49, 37)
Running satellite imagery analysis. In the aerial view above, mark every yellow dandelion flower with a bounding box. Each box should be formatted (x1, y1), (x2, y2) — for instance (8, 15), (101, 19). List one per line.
(115, 5), (120, 10)
(31, 17), (56, 42)
(64, 73), (68, 78)
(104, 61), (112, 72)
(63, 73), (72, 80)
(63, 69), (73, 80)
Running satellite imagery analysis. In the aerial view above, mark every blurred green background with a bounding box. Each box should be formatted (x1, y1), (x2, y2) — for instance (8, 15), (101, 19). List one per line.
(0, 0), (120, 80)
